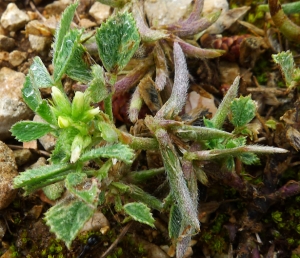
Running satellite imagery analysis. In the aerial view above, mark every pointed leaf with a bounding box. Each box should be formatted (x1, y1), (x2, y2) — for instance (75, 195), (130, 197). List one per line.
(229, 95), (256, 127)
(211, 76), (240, 129)
(30, 56), (54, 88)
(53, 29), (82, 82)
(51, 127), (79, 164)
(11, 121), (53, 142)
(86, 64), (108, 103)
(22, 74), (42, 111)
(79, 144), (135, 164)
(53, 2), (78, 65)
(13, 163), (72, 189)
(36, 100), (57, 125)
(123, 202), (155, 228)
(65, 173), (99, 205)
(65, 44), (93, 83)
(45, 197), (95, 249)
(95, 11), (140, 73)
(156, 42), (189, 119)
(272, 50), (294, 87)
(169, 204), (182, 238)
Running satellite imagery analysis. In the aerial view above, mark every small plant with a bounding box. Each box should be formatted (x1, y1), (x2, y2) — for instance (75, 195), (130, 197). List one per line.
(11, 1), (288, 256)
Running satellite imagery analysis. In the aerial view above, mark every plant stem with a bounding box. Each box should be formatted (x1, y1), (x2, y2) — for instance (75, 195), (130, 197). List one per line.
(258, 1), (300, 14)
(125, 167), (165, 183)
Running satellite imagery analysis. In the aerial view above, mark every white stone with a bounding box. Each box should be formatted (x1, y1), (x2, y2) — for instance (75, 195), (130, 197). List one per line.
(0, 3), (29, 31)
(0, 67), (33, 140)
(144, 0), (193, 27)
(89, 2), (111, 25)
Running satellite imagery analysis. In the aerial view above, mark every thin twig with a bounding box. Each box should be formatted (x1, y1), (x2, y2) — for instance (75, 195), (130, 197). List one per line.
(100, 221), (133, 258)
(7, 144), (51, 158)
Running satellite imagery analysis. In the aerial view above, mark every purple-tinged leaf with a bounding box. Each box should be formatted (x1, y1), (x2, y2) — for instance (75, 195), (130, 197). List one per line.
(176, 39), (225, 59)
(132, 3), (168, 42)
(156, 42), (189, 119)
(154, 42), (168, 91)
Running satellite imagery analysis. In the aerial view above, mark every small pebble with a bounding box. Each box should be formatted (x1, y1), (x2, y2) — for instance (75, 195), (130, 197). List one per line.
(0, 35), (15, 51)
(89, 2), (111, 25)
(0, 3), (29, 31)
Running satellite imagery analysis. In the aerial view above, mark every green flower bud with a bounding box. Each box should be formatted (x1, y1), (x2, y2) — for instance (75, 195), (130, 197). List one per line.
(51, 86), (72, 115)
(82, 107), (100, 122)
(72, 91), (85, 119)
(70, 134), (84, 163)
(58, 116), (72, 128)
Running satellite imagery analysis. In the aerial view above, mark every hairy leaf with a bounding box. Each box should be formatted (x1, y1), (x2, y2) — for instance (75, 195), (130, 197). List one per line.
(53, 29), (82, 83)
(11, 121), (53, 142)
(229, 95), (256, 127)
(156, 43), (189, 119)
(45, 197), (95, 249)
(86, 64), (108, 103)
(79, 143), (135, 164)
(272, 50), (294, 87)
(22, 74), (42, 112)
(65, 173), (99, 205)
(53, 2), (78, 66)
(155, 128), (200, 231)
(211, 76), (240, 129)
(65, 44), (93, 83)
(30, 56), (54, 88)
(95, 11), (140, 73)
(36, 100), (57, 125)
(13, 163), (72, 189)
(51, 127), (79, 164)
(123, 202), (155, 228)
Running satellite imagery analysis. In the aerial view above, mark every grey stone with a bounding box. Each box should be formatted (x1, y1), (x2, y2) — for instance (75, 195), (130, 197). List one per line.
(0, 141), (18, 210)
(0, 3), (29, 31)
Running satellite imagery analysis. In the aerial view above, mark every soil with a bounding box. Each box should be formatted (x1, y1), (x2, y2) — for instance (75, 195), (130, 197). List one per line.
(1, 0), (300, 258)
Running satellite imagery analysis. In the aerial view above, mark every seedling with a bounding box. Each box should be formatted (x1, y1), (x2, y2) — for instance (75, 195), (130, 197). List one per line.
(11, 1), (288, 256)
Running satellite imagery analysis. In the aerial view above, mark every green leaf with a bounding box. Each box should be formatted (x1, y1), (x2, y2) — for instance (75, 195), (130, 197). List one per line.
(45, 197), (95, 249)
(86, 64), (108, 103)
(65, 173), (100, 205)
(30, 56), (54, 88)
(225, 137), (246, 149)
(51, 127), (79, 164)
(53, 29), (82, 83)
(272, 50), (294, 87)
(36, 100), (57, 125)
(95, 11), (140, 73)
(22, 75), (42, 111)
(169, 204), (182, 239)
(79, 144), (135, 164)
(13, 163), (72, 189)
(98, 122), (118, 142)
(155, 128), (200, 231)
(11, 121), (53, 142)
(123, 202), (155, 228)
(65, 44), (93, 83)
(211, 76), (240, 129)
(229, 95), (256, 128)
(43, 181), (65, 201)
(239, 152), (260, 165)
(53, 2), (78, 66)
